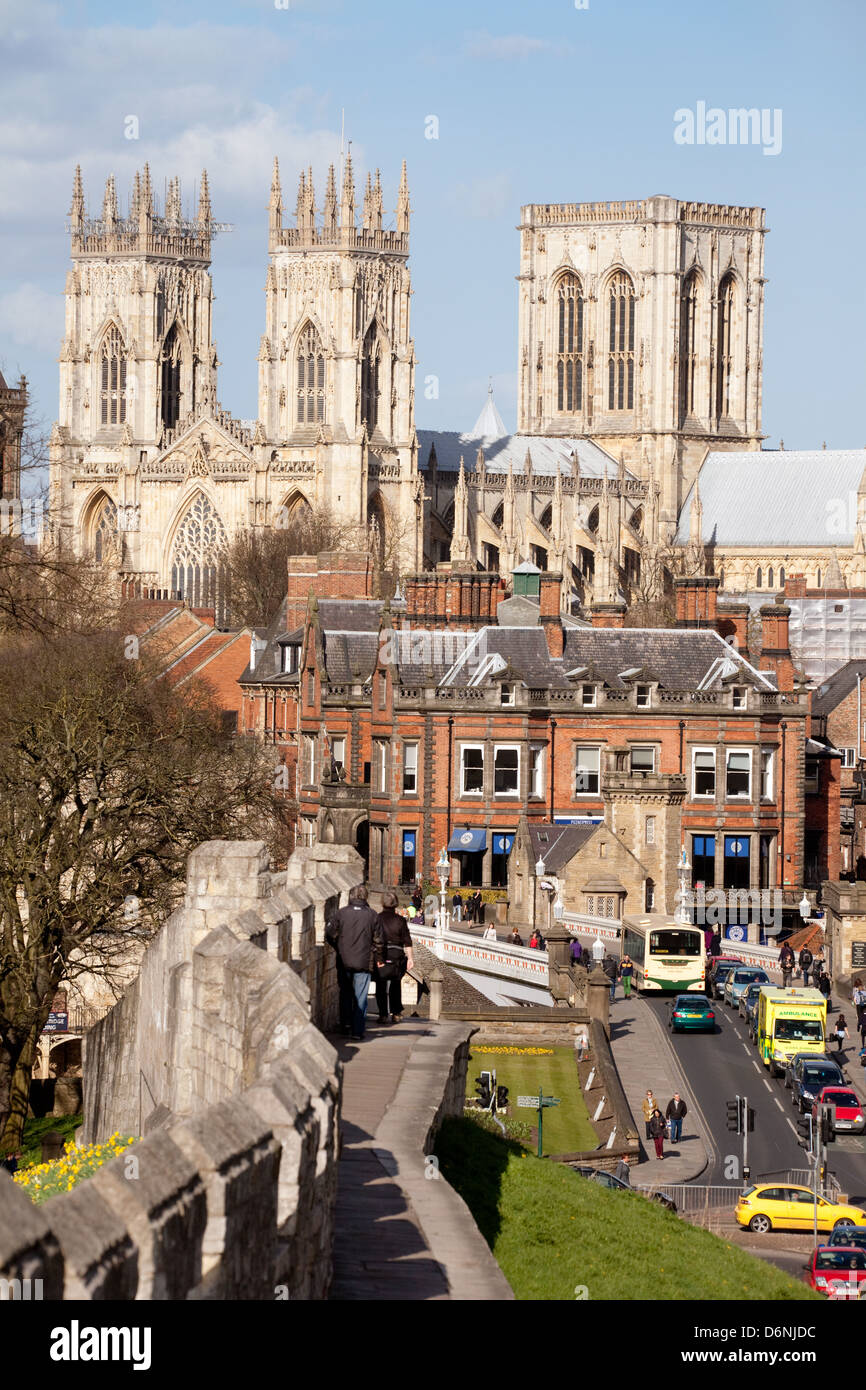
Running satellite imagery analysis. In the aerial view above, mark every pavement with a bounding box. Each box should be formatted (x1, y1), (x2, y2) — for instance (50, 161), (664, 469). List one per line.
(607, 985), (711, 1183)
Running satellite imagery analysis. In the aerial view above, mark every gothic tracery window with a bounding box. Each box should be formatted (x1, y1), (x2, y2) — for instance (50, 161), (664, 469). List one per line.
(679, 271), (699, 420)
(716, 275), (735, 419)
(607, 271), (635, 411)
(361, 324), (380, 432)
(555, 273), (583, 412)
(170, 492), (229, 626)
(92, 495), (118, 563)
(99, 326), (126, 426)
(160, 325), (183, 430)
(296, 323), (325, 425)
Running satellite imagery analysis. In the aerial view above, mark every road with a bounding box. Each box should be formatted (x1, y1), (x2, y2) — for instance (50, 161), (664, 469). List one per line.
(645, 993), (866, 1207)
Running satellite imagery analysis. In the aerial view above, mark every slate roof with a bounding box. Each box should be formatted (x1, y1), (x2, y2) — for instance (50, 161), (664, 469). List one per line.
(676, 449), (866, 546)
(239, 596), (298, 686)
(417, 429), (630, 478)
(528, 823), (599, 873)
(811, 660), (866, 717)
(408, 942), (493, 1015)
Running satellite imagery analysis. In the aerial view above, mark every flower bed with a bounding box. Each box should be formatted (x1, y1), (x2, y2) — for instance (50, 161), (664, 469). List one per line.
(13, 1131), (139, 1205)
(472, 1046), (554, 1056)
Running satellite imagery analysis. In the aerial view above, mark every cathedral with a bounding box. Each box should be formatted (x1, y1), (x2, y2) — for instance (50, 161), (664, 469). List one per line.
(49, 161), (780, 619)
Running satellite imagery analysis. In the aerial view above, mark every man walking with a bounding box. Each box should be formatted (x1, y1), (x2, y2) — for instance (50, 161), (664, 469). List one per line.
(799, 945), (814, 988)
(603, 953), (617, 1003)
(327, 885), (384, 1040)
(779, 940), (795, 988)
(666, 1092), (688, 1145)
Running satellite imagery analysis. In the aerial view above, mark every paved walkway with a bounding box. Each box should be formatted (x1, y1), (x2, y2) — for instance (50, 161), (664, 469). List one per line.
(328, 1016), (451, 1301)
(608, 988), (711, 1183)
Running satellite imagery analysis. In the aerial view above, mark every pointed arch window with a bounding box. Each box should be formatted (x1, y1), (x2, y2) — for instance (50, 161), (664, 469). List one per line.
(540, 503), (553, 531)
(768, 566), (774, 590)
(92, 495), (118, 563)
(607, 272), (635, 411)
(99, 326), (126, 426)
(555, 273), (583, 412)
(361, 324), (380, 432)
(160, 325), (183, 430)
(716, 275), (735, 419)
(297, 323), (325, 425)
(170, 492), (229, 627)
(679, 271), (699, 421)
(756, 567), (762, 589)
(492, 502), (504, 530)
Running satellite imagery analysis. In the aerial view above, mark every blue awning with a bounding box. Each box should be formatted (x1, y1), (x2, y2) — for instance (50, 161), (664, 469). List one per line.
(492, 833), (514, 856)
(448, 827), (487, 853)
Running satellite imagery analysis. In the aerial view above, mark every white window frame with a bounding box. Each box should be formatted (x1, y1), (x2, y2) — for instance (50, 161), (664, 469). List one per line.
(529, 743), (546, 799)
(840, 747), (857, 769)
(760, 747), (774, 800)
(303, 734), (317, 787)
(500, 684), (515, 706)
(580, 684), (597, 708)
(374, 738), (389, 795)
(732, 686), (747, 709)
(460, 743), (485, 796)
(692, 747), (716, 799)
(636, 684), (651, 708)
(725, 748), (752, 800)
(331, 736), (346, 773)
(282, 643), (300, 674)
(575, 745), (601, 796)
(493, 744), (521, 798)
(630, 745), (656, 774)
(645, 815), (656, 846)
(402, 741), (419, 794)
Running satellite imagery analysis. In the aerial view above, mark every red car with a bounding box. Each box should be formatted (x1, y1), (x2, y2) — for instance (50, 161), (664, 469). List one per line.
(803, 1246), (866, 1298)
(810, 1086), (866, 1135)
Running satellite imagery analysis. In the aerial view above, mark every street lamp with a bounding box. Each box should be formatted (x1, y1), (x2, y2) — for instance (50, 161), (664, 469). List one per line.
(799, 893), (811, 922)
(535, 856), (546, 937)
(436, 848), (451, 934)
(592, 936), (605, 964)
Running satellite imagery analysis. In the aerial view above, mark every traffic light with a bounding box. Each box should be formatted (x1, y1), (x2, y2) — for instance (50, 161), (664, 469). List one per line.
(726, 1099), (741, 1133)
(819, 1104), (835, 1145)
(745, 1106), (755, 1134)
(496, 1085), (509, 1112)
(475, 1072), (492, 1109)
(796, 1114), (813, 1149)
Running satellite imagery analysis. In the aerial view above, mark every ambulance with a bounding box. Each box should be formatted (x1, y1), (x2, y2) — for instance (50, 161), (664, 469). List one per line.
(755, 986), (827, 1076)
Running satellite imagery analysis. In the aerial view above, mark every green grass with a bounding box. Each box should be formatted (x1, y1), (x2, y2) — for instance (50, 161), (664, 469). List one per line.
(1, 1114), (84, 1168)
(468, 1046), (596, 1154)
(436, 1117), (822, 1301)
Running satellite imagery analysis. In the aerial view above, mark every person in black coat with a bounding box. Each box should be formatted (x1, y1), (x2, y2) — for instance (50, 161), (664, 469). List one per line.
(327, 885), (384, 1040)
(375, 891), (415, 1023)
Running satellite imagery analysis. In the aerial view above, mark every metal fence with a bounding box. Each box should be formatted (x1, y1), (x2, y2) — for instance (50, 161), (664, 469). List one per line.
(755, 1168), (842, 1201)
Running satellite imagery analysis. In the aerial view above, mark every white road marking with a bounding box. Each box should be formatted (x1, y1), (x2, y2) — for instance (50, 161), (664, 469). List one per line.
(742, 1043), (751, 1055)
(763, 1079), (773, 1092)
(752, 1060), (762, 1071)
(786, 1118), (799, 1137)
(774, 1097), (784, 1111)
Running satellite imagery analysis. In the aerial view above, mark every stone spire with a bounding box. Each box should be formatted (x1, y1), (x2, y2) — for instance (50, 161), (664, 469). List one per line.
(825, 549), (846, 590)
(140, 163), (153, 224)
(130, 170), (141, 222)
(323, 162), (337, 234)
(70, 164), (85, 231)
(361, 171), (372, 229)
(197, 168), (211, 226)
(686, 475), (706, 575)
(552, 464), (563, 540)
(295, 169), (307, 227)
(502, 461), (518, 573)
(165, 175), (181, 223)
(592, 470), (622, 607)
(340, 150), (355, 229)
(269, 156), (283, 231)
(450, 458), (472, 563)
(102, 174), (118, 228)
(396, 159), (410, 235)
(371, 169), (383, 231)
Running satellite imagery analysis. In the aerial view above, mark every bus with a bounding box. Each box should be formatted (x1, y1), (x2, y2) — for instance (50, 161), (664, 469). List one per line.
(620, 914), (707, 993)
(755, 986), (827, 1076)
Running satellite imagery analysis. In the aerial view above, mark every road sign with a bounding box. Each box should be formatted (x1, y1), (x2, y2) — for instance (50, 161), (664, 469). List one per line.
(516, 1088), (562, 1156)
(517, 1096), (540, 1108)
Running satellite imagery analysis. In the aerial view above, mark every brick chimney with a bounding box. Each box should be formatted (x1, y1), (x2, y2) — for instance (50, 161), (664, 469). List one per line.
(589, 603), (626, 629)
(784, 573), (807, 599)
(285, 551), (373, 631)
(404, 566), (504, 629)
(539, 572), (564, 656)
(674, 575), (720, 627)
(716, 601), (750, 662)
(759, 603), (795, 690)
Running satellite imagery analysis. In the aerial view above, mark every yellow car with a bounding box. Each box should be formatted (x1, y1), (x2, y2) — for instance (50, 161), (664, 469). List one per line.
(736, 1183), (866, 1235)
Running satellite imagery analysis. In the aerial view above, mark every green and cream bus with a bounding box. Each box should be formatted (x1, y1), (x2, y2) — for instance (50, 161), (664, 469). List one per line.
(621, 914), (707, 993)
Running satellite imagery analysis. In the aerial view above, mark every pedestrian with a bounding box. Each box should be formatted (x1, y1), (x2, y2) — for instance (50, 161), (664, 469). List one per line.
(326, 885), (384, 1041)
(665, 1092), (688, 1145)
(411, 886), (422, 913)
(620, 954), (634, 999)
(472, 889), (484, 926)
(642, 1089), (658, 1141)
(374, 890), (415, 1025)
(779, 940), (795, 989)
(570, 937), (583, 965)
(509, 927), (523, 946)
(649, 1107), (666, 1160)
(529, 930), (540, 949)
(575, 1026), (589, 1062)
(817, 968), (832, 1004)
(704, 924), (714, 955)
(484, 923), (497, 941)
(451, 891), (463, 924)
(853, 977), (866, 1030)
(799, 946), (814, 988)
(709, 929), (722, 958)
(603, 954), (617, 1002)
(832, 1014), (849, 1054)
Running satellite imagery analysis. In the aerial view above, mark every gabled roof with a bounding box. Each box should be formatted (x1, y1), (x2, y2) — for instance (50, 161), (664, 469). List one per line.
(812, 660), (866, 717)
(527, 823), (599, 873)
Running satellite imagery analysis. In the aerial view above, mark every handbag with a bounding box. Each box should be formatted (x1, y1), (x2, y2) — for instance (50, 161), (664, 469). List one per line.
(377, 946), (405, 981)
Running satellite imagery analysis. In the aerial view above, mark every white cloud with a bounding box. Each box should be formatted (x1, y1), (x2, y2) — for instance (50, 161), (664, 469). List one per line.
(462, 30), (562, 61)
(0, 284), (64, 355)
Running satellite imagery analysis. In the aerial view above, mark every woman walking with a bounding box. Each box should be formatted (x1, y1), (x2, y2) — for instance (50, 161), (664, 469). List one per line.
(642, 1089), (658, 1141)
(649, 1107), (666, 1160)
(833, 1014), (849, 1054)
(375, 891), (415, 1024)
(620, 954), (634, 999)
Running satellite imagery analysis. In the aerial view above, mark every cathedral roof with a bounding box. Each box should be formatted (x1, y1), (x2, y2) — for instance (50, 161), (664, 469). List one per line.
(470, 385), (507, 442)
(677, 449), (866, 546)
(418, 429), (627, 479)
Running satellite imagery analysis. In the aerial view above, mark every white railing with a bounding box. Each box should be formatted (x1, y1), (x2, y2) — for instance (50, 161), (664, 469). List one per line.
(409, 924), (550, 987)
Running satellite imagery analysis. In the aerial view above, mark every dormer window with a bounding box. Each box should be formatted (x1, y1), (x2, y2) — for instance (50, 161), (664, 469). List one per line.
(636, 684), (651, 708)
(282, 643), (300, 674)
(581, 684), (596, 707)
(500, 684), (515, 706)
(732, 687), (746, 709)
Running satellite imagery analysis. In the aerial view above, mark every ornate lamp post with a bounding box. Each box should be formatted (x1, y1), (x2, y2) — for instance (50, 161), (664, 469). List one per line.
(436, 848), (451, 936)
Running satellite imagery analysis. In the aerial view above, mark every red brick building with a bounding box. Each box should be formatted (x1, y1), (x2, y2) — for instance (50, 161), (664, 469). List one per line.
(240, 559), (836, 936)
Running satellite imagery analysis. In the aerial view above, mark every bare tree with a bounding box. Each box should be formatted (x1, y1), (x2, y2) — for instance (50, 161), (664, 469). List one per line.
(622, 537), (710, 628)
(225, 506), (352, 627)
(0, 629), (285, 1150)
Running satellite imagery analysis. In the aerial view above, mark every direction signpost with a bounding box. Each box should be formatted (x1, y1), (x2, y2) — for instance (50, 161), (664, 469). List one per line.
(517, 1087), (561, 1157)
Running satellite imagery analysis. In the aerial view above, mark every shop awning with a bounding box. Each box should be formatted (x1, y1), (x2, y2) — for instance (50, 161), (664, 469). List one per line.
(448, 827), (487, 853)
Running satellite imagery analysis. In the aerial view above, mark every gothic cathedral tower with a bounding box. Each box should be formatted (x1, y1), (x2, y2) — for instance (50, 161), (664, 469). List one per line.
(516, 195), (766, 531)
(258, 155), (422, 571)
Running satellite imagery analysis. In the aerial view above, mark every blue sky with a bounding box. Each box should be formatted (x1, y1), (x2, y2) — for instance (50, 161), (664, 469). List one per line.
(1, 0), (864, 449)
